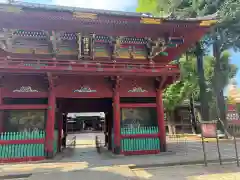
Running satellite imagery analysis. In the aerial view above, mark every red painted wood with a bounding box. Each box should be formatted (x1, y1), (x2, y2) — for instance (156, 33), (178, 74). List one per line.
(119, 77), (156, 97)
(154, 28), (209, 63)
(0, 57), (180, 76)
(228, 120), (240, 125)
(120, 103), (156, 108)
(113, 89), (121, 152)
(55, 76), (112, 98)
(45, 89), (56, 153)
(0, 139), (45, 145)
(156, 89), (166, 151)
(3, 92), (48, 98)
(0, 67), (179, 77)
(2, 75), (48, 93)
(122, 150), (160, 155)
(0, 156), (45, 163)
(0, 105), (48, 110)
(0, 87), (2, 133)
(121, 133), (159, 139)
(0, 12), (207, 39)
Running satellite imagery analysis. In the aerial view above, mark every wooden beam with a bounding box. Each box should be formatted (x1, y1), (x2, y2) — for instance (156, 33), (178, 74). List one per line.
(47, 72), (53, 88)
(0, 104), (48, 110)
(156, 76), (167, 90)
(120, 103), (156, 108)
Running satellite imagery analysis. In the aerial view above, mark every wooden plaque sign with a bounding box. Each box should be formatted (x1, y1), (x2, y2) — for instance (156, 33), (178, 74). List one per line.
(201, 123), (217, 138)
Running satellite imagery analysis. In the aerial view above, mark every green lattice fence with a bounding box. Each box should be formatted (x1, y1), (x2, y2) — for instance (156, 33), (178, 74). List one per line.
(121, 127), (160, 152)
(0, 131), (45, 158)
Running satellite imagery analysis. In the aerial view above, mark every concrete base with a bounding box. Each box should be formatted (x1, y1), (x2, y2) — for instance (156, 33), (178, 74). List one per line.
(45, 151), (54, 159)
(113, 146), (121, 154)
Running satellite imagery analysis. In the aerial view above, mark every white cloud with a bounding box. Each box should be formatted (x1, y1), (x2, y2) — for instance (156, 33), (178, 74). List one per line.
(53, 0), (136, 11)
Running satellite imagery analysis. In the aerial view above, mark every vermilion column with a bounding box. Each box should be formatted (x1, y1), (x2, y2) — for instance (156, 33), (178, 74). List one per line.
(45, 88), (56, 158)
(113, 89), (121, 154)
(156, 89), (166, 152)
(0, 87), (3, 132)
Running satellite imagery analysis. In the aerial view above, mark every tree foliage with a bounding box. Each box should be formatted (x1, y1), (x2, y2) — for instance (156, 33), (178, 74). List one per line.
(163, 52), (237, 120)
(137, 0), (240, 125)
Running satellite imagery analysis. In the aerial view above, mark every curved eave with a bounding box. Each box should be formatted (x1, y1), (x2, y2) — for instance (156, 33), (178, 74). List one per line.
(0, 2), (217, 28)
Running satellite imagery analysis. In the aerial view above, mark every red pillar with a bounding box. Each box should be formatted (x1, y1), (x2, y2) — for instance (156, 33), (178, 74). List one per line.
(0, 87), (3, 132)
(156, 89), (166, 152)
(113, 89), (121, 154)
(45, 88), (56, 158)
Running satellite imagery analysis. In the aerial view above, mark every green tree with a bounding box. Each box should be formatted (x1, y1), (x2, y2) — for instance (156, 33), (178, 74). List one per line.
(137, 0), (240, 127)
(163, 52), (237, 129)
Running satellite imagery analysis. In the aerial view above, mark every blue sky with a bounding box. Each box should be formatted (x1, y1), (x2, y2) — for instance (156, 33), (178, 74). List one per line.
(1, 0), (240, 88)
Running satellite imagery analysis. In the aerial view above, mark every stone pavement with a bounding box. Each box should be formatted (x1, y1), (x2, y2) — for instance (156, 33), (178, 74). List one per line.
(133, 163), (240, 180)
(1, 133), (240, 179)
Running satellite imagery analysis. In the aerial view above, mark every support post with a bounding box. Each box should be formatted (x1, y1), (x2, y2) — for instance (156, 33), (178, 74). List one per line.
(113, 78), (121, 154)
(45, 74), (56, 158)
(58, 112), (63, 152)
(0, 87), (3, 132)
(156, 89), (166, 151)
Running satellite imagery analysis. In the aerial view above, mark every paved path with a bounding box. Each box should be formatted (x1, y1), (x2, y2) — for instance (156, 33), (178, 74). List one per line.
(1, 133), (240, 180)
(133, 163), (240, 180)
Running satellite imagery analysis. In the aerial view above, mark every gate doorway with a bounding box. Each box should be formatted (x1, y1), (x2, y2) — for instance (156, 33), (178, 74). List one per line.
(57, 98), (113, 153)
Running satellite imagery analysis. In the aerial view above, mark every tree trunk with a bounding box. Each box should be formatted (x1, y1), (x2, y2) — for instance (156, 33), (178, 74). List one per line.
(213, 39), (227, 129)
(196, 42), (210, 122)
(167, 111), (175, 135)
(189, 95), (197, 134)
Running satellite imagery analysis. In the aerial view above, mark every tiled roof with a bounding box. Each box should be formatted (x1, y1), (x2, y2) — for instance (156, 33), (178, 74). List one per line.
(1, 1), (217, 21)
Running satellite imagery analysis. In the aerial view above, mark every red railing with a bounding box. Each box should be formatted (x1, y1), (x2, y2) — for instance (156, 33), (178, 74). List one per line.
(0, 57), (179, 75)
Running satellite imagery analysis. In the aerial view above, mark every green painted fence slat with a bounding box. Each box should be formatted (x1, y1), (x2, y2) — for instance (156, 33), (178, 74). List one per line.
(120, 126), (160, 152)
(0, 131), (45, 159)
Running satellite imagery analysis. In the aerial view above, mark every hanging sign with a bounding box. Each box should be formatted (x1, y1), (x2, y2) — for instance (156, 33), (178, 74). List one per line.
(226, 104), (239, 122)
(13, 86), (39, 92)
(128, 87), (147, 92)
(73, 86), (97, 92)
(201, 122), (217, 138)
